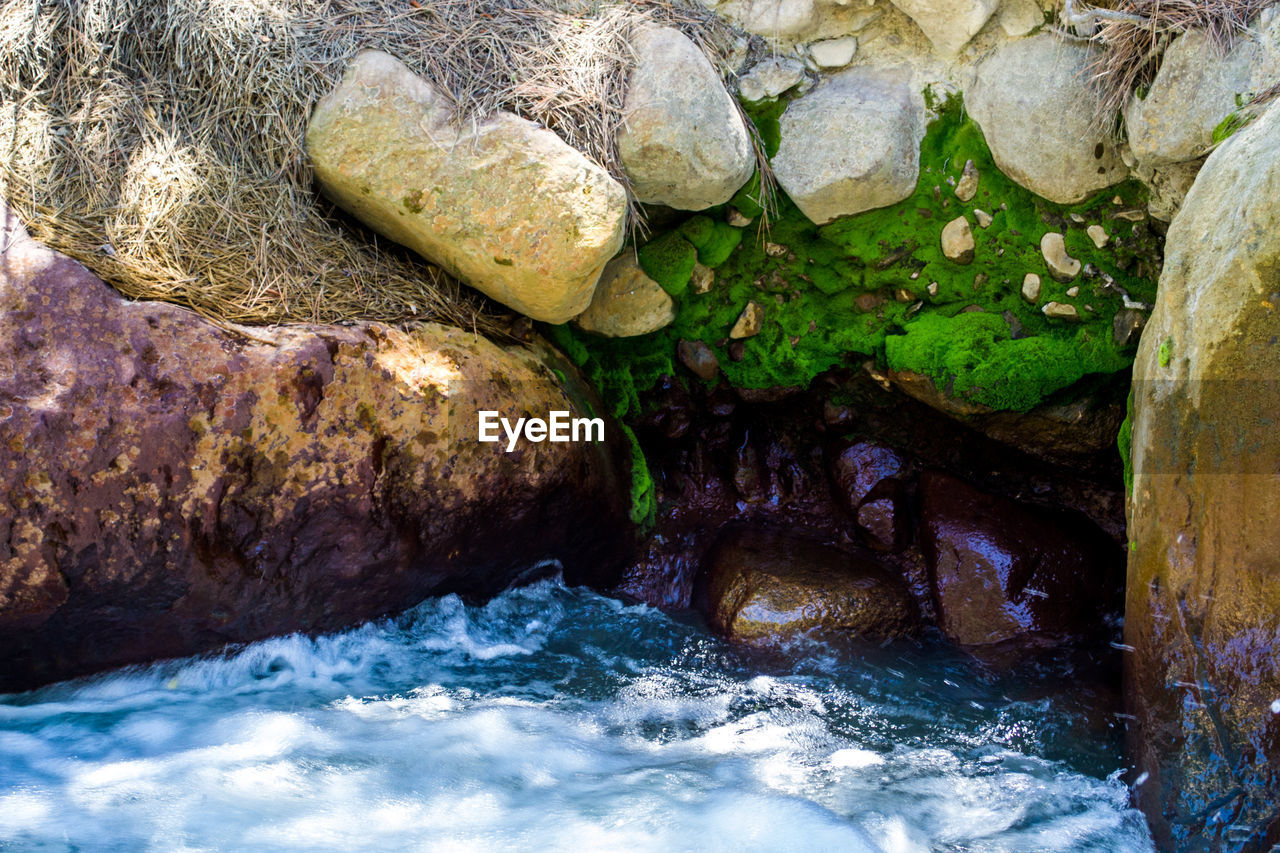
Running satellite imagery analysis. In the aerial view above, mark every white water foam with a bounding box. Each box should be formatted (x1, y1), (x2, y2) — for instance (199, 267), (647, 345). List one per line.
(0, 579), (1154, 852)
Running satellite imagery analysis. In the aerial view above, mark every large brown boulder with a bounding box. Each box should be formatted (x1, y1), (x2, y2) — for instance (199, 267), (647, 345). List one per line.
(0, 207), (631, 692)
(1124, 100), (1280, 851)
(697, 526), (917, 644)
(919, 471), (1121, 647)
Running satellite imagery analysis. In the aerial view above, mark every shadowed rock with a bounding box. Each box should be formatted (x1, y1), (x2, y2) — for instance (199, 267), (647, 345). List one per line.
(919, 471), (1121, 647)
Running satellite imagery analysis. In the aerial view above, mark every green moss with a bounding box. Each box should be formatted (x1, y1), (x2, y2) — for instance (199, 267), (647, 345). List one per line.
(637, 232), (697, 297)
(547, 91), (1161, 525)
(883, 312), (1127, 411)
(741, 97), (786, 158)
(729, 171), (766, 219)
(620, 422), (656, 528)
(1158, 336), (1173, 367)
(1118, 388), (1134, 498)
(1211, 94), (1252, 144)
(676, 215), (743, 267)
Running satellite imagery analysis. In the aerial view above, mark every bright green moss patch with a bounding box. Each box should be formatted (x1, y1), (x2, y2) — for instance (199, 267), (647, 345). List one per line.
(1118, 388), (1134, 497)
(621, 422), (656, 527)
(1158, 336), (1173, 367)
(637, 232), (697, 297)
(547, 91), (1161, 525)
(883, 312), (1129, 411)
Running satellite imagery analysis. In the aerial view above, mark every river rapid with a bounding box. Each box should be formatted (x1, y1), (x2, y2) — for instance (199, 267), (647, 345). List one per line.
(0, 577), (1154, 852)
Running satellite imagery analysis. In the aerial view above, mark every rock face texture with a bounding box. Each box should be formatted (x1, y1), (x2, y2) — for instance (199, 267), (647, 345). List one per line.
(919, 471), (1121, 647)
(1124, 29), (1263, 168)
(0, 208), (631, 692)
(889, 0), (999, 57)
(699, 526), (917, 643)
(1125, 100), (1280, 851)
(772, 68), (924, 225)
(574, 254), (675, 338)
(967, 35), (1129, 204)
(306, 50), (626, 324)
(617, 24), (755, 211)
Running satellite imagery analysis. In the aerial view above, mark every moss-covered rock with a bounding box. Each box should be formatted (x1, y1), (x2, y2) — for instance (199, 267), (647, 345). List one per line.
(547, 91), (1161, 526)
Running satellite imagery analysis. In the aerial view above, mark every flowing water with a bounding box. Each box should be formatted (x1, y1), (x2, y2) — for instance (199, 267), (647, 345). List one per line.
(0, 577), (1154, 852)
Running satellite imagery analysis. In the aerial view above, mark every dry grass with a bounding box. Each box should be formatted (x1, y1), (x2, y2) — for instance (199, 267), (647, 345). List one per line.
(0, 0), (750, 330)
(1062, 0), (1275, 131)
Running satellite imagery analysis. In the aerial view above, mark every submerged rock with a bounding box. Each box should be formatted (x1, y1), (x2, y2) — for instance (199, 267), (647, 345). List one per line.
(967, 35), (1129, 204)
(772, 68), (924, 225)
(699, 527), (917, 643)
(0, 208), (632, 692)
(305, 50), (625, 324)
(617, 24), (755, 211)
(574, 254), (675, 338)
(919, 472), (1121, 647)
(1125, 98), (1280, 851)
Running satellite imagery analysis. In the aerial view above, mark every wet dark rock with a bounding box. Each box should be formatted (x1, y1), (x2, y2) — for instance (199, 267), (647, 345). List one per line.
(697, 526), (917, 644)
(918, 471), (1122, 647)
(618, 368), (1127, 621)
(829, 441), (910, 551)
(676, 338), (720, 381)
(0, 210), (632, 692)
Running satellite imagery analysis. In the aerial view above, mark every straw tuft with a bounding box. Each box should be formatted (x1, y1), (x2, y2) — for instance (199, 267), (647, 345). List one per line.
(0, 0), (749, 330)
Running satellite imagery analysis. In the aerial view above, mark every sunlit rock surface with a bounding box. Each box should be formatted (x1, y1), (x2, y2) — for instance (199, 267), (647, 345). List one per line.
(306, 50), (626, 323)
(1125, 99), (1280, 852)
(0, 206), (631, 691)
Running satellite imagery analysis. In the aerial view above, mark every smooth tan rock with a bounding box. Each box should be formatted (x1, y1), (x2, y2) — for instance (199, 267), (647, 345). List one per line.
(889, 0), (999, 56)
(1042, 301), (1080, 321)
(807, 36), (858, 68)
(1125, 99), (1280, 850)
(974, 208), (993, 228)
(954, 159), (979, 202)
(772, 68), (924, 225)
(617, 24), (754, 211)
(0, 207), (631, 691)
(1040, 232), (1080, 281)
(700, 527), (917, 643)
(730, 301), (765, 338)
(1087, 224), (1109, 248)
(941, 215), (975, 264)
(690, 262), (715, 294)
(305, 50), (626, 324)
(1021, 272), (1041, 303)
(574, 254), (675, 338)
(967, 35), (1129, 204)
